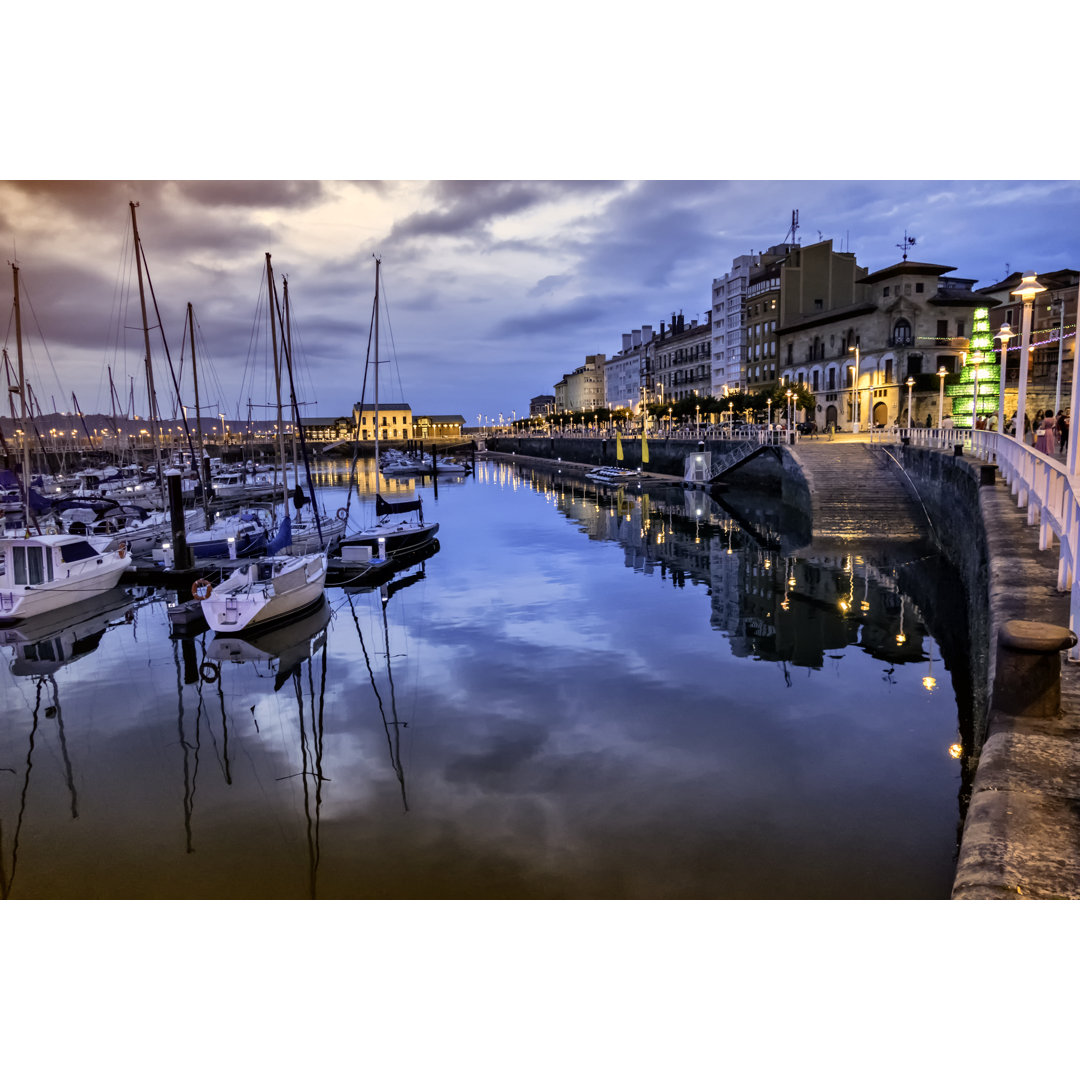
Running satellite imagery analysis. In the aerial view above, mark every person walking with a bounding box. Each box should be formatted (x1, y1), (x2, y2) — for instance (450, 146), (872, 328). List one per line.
(1036, 410), (1055, 454)
(1056, 410), (1069, 454)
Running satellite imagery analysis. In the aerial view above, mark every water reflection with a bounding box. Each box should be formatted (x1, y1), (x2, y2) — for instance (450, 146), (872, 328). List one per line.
(0, 460), (967, 898)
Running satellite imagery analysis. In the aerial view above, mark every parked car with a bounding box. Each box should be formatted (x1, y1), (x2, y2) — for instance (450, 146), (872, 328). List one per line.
(796, 421), (818, 436)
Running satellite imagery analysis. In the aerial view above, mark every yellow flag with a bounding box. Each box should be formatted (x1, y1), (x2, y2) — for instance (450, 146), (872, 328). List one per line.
(616, 431), (624, 461)
(641, 432), (649, 464)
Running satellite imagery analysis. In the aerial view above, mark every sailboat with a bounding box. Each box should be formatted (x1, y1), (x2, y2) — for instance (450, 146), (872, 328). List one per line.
(198, 254), (326, 635)
(0, 262), (132, 624)
(338, 257), (439, 562)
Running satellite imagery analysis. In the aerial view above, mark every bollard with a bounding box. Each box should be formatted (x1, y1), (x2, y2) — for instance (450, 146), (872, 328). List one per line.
(954, 443), (964, 456)
(992, 620), (1078, 719)
(979, 463), (997, 486)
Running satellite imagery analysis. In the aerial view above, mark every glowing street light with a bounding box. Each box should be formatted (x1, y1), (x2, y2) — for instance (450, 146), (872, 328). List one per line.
(995, 323), (1013, 437)
(906, 377), (915, 432)
(848, 342), (861, 432)
(938, 365), (948, 428)
(1012, 273), (1047, 445)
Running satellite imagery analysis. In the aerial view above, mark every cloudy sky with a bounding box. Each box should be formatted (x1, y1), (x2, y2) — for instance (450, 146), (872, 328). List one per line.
(3, 178), (1077, 428)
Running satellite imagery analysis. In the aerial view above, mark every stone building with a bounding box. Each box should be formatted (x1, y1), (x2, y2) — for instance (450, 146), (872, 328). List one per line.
(776, 260), (992, 431)
(352, 402), (412, 441)
(651, 312), (712, 406)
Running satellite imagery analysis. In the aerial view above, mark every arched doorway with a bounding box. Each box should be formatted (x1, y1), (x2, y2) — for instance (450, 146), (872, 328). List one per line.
(826, 404), (838, 430)
(872, 401), (889, 428)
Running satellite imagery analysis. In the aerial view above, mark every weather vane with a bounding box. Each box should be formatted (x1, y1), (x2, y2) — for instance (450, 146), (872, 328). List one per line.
(897, 233), (916, 261)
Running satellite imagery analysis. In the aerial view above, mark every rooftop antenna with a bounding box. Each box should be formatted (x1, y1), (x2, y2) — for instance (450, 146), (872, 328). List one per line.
(898, 233), (916, 261)
(784, 209), (799, 245)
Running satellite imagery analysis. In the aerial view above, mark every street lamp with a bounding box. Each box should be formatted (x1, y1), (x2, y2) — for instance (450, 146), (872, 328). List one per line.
(849, 365), (857, 431)
(219, 413), (225, 445)
(906, 377), (915, 432)
(785, 389), (794, 436)
(938, 365), (948, 428)
(1054, 296), (1066, 416)
(848, 343), (860, 432)
(1012, 272), (1047, 445)
(995, 323), (1013, 436)
(970, 357), (982, 430)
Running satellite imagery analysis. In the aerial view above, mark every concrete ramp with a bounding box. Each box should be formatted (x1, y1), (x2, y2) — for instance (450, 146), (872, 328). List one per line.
(787, 441), (929, 543)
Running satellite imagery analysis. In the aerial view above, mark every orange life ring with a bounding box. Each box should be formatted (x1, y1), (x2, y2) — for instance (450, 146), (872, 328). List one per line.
(192, 578), (213, 600)
(118, 541), (127, 558)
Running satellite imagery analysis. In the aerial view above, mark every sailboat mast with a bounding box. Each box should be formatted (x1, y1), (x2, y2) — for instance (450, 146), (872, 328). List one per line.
(374, 256), (381, 499)
(186, 302), (211, 521)
(11, 264), (33, 528)
(265, 253), (288, 518)
(283, 278), (301, 515)
(129, 202), (164, 491)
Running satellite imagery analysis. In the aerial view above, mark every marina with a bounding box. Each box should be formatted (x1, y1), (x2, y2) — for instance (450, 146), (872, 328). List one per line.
(0, 458), (964, 899)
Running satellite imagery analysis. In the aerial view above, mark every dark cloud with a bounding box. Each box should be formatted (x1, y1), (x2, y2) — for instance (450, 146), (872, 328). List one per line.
(172, 180), (327, 210)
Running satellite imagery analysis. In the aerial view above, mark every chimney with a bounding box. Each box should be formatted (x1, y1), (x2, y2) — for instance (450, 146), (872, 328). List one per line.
(642, 325), (653, 342)
(631, 329), (641, 348)
(622, 333), (633, 351)
(690, 319), (698, 329)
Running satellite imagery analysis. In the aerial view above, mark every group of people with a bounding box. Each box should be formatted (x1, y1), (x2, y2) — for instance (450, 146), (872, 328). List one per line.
(1032, 409), (1070, 455)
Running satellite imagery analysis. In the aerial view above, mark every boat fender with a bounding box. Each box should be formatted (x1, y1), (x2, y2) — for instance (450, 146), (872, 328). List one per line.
(192, 578), (213, 600)
(336, 507), (349, 521)
(118, 541), (127, 558)
(199, 661), (219, 683)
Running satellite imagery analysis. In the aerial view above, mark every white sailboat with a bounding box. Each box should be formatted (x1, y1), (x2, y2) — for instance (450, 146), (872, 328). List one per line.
(199, 254), (326, 635)
(0, 262), (133, 624)
(339, 257), (439, 561)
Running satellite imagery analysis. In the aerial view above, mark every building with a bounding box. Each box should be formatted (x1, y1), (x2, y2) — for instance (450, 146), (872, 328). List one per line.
(556, 354), (606, 413)
(530, 394), (556, 417)
(604, 326), (654, 412)
(352, 402), (412, 441)
(711, 254), (756, 395)
(651, 313), (712, 405)
(776, 259), (993, 431)
(413, 414), (466, 439)
(743, 244), (799, 391)
(301, 416), (354, 441)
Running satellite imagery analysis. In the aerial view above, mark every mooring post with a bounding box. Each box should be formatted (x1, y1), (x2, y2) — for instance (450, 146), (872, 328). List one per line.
(167, 470), (192, 571)
(992, 620), (1078, 719)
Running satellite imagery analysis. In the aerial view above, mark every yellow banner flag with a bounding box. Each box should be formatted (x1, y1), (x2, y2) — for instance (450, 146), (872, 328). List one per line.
(641, 432), (649, 464)
(616, 431), (624, 461)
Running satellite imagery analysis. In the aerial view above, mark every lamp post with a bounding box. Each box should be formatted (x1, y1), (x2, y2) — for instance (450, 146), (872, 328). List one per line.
(938, 365), (948, 428)
(848, 343), (860, 432)
(970, 358), (982, 430)
(849, 364), (857, 431)
(219, 413), (225, 446)
(1054, 296), (1066, 416)
(786, 389), (794, 436)
(905, 377), (915, 432)
(995, 323), (1013, 436)
(1013, 272), (1047, 445)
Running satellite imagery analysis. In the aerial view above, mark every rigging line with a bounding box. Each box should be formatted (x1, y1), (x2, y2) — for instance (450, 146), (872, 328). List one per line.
(377, 269), (409, 409)
(18, 281), (67, 419)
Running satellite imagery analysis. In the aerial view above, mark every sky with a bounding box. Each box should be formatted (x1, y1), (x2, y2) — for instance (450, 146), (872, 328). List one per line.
(2, 177), (1078, 429)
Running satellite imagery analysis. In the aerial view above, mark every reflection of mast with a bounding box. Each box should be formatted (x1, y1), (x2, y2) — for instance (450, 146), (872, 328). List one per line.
(173, 637), (202, 854)
(289, 633), (328, 900)
(345, 589), (409, 812)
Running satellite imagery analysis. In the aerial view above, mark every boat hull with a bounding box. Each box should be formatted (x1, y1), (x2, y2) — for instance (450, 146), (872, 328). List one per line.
(338, 521), (439, 560)
(200, 553), (328, 635)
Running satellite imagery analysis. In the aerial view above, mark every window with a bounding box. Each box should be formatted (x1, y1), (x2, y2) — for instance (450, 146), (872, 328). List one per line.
(893, 318), (913, 345)
(956, 320), (965, 337)
(915, 282), (924, 293)
(828, 368), (836, 390)
(937, 320), (948, 338)
(883, 287), (890, 297)
(907, 355), (923, 377)
(904, 284), (912, 295)
(812, 370), (820, 391)
(814, 299), (823, 311)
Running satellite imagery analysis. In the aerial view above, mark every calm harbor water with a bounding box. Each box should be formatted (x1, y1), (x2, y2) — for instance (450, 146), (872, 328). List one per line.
(0, 457), (965, 899)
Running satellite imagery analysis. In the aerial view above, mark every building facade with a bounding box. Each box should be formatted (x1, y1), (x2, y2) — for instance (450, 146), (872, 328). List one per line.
(352, 402), (413, 441)
(651, 313), (712, 405)
(556, 353), (606, 412)
(776, 260), (993, 431)
(604, 326), (654, 411)
(711, 254), (756, 395)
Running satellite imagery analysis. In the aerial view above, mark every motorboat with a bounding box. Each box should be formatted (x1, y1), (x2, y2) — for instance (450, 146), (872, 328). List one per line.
(0, 531), (132, 623)
(585, 466), (636, 486)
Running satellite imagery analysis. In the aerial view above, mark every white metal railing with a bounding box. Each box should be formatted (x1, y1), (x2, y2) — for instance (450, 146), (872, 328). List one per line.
(876, 426), (1080, 661)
